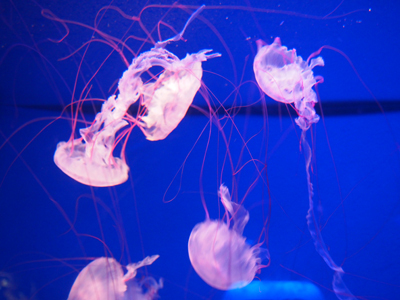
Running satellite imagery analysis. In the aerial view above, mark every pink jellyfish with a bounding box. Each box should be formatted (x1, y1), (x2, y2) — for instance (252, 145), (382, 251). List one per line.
(188, 184), (268, 290)
(253, 37), (323, 131)
(54, 5), (220, 187)
(67, 255), (161, 300)
(254, 38), (355, 300)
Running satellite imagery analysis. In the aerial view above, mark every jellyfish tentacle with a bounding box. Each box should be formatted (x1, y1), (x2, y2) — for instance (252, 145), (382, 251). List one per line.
(155, 5), (205, 49)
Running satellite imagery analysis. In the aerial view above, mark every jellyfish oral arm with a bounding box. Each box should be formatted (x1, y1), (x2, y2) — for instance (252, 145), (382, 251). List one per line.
(218, 184), (249, 234)
(123, 254), (159, 282)
(302, 131), (355, 300)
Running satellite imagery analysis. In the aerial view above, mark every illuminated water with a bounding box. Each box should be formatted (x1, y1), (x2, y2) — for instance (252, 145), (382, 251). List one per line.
(1, 1), (399, 299)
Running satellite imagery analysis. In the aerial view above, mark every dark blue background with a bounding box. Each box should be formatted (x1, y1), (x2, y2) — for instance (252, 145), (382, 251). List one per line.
(1, 1), (399, 299)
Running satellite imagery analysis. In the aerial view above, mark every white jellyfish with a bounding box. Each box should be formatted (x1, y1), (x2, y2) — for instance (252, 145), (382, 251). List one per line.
(253, 37), (323, 131)
(254, 38), (355, 300)
(67, 255), (161, 300)
(54, 5), (220, 187)
(188, 184), (268, 290)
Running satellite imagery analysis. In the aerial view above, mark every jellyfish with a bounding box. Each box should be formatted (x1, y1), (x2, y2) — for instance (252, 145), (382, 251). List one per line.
(53, 5), (220, 187)
(2, 2), (400, 300)
(67, 255), (161, 300)
(254, 37), (355, 300)
(188, 184), (268, 290)
(253, 37), (323, 131)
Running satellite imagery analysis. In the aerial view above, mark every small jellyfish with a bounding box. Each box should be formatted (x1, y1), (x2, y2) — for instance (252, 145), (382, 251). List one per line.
(188, 185), (268, 290)
(54, 5), (220, 187)
(67, 255), (161, 300)
(253, 37), (324, 131)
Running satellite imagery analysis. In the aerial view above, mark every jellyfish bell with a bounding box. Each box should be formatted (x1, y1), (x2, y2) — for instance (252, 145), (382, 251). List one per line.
(253, 37), (323, 130)
(53, 5), (220, 187)
(67, 255), (161, 300)
(188, 184), (269, 291)
(53, 120), (130, 187)
(125, 49), (220, 141)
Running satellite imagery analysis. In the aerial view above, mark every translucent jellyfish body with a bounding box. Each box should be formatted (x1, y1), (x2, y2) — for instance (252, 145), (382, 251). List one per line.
(67, 255), (161, 300)
(188, 185), (267, 290)
(253, 37), (324, 130)
(54, 6), (220, 187)
(254, 38), (355, 299)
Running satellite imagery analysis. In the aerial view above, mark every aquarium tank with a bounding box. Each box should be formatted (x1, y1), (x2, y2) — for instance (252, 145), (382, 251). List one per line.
(0, 0), (399, 299)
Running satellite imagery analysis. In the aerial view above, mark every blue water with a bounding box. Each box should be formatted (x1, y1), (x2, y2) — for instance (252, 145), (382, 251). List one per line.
(1, 1), (399, 299)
